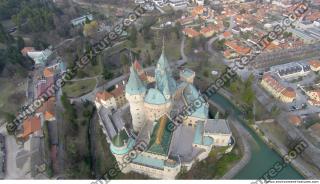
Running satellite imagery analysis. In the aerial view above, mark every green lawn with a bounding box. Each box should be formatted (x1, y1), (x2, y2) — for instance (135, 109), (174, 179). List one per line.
(63, 79), (96, 98)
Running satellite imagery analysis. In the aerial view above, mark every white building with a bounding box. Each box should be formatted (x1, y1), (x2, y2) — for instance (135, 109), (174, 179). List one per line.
(168, 0), (188, 10)
(270, 62), (311, 80)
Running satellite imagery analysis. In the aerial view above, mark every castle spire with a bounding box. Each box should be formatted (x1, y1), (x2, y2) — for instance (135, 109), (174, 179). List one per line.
(162, 36), (165, 53)
(125, 66), (146, 95)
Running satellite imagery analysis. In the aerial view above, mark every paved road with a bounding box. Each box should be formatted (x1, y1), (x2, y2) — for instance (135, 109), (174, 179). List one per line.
(0, 124), (26, 179)
(180, 36), (187, 62)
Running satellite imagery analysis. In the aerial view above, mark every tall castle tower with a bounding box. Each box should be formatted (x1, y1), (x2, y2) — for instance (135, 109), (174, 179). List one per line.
(154, 45), (177, 102)
(125, 66), (146, 133)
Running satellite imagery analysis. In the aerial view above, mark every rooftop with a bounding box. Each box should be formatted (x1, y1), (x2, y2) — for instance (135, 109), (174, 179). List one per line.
(147, 115), (173, 156)
(205, 119), (232, 135)
(22, 115), (41, 139)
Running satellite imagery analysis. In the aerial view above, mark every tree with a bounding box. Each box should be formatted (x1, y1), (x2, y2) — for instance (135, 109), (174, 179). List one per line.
(0, 23), (13, 44)
(129, 26), (137, 48)
(103, 68), (114, 80)
(212, 39), (225, 51)
(242, 75), (255, 105)
(16, 36), (25, 50)
(203, 70), (209, 77)
(145, 50), (152, 66)
(83, 21), (98, 37)
(229, 82), (238, 93)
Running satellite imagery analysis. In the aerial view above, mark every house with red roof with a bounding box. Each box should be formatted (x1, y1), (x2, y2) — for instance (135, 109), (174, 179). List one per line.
(18, 115), (42, 140)
(182, 28), (200, 38)
(261, 73), (296, 103)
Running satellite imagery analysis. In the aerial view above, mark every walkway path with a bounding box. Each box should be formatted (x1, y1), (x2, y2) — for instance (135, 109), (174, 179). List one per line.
(180, 36), (187, 62)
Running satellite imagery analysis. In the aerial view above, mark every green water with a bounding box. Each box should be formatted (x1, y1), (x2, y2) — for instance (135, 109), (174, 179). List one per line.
(209, 93), (304, 179)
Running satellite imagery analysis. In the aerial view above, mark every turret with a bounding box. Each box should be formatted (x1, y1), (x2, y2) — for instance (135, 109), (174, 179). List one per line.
(110, 129), (132, 173)
(125, 66), (147, 133)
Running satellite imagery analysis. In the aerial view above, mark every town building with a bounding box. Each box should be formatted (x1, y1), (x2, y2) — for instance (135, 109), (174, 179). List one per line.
(260, 74), (296, 103)
(289, 115), (303, 126)
(306, 89), (320, 106)
(71, 14), (93, 27)
(95, 83), (127, 111)
(168, 0), (188, 10)
(309, 60), (320, 72)
(27, 49), (53, 65)
(270, 62), (311, 80)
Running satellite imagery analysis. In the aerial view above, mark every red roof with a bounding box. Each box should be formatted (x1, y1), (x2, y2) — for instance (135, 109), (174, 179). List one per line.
(281, 87), (296, 98)
(262, 74), (286, 92)
(182, 28), (200, 37)
(309, 60), (320, 69)
(22, 115), (41, 139)
(37, 97), (56, 121)
(289, 115), (302, 126)
(96, 91), (113, 102)
(223, 31), (232, 38)
(133, 60), (142, 72)
(110, 84), (125, 98)
(21, 47), (35, 56)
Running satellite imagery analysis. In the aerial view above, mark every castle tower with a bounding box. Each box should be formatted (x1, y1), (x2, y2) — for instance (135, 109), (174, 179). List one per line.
(155, 44), (177, 100)
(110, 129), (131, 173)
(125, 66), (147, 133)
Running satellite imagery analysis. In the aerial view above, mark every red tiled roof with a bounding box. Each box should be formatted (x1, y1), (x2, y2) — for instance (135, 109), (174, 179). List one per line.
(262, 74), (286, 92)
(96, 91), (113, 102)
(200, 26), (214, 34)
(37, 97), (56, 121)
(21, 47), (35, 56)
(22, 115), (41, 139)
(223, 31), (232, 38)
(289, 115), (302, 126)
(281, 87), (296, 98)
(44, 67), (55, 78)
(133, 60), (142, 72)
(225, 41), (251, 55)
(111, 84), (125, 98)
(182, 28), (200, 37)
(309, 60), (320, 69)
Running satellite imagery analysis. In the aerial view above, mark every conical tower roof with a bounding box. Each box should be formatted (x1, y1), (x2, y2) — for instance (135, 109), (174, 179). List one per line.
(156, 44), (171, 74)
(125, 66), (146, 95)
(111, 129), (129, 147)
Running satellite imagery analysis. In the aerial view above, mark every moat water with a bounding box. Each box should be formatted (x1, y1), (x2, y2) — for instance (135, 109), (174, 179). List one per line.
(209, 93), (304, 179)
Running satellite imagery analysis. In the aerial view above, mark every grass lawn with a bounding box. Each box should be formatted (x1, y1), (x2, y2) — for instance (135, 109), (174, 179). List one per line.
(258, 122), (288, 144)
(80, 58), (102, 78)
(63, 79), (96, 98)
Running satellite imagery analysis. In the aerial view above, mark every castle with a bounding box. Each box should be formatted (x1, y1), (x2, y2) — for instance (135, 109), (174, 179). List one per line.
(95, 46), (233, 179)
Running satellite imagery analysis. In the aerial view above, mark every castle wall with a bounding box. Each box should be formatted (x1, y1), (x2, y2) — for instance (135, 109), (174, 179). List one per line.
(125, 93), (146, 132)
(144, 102), (172, 122)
